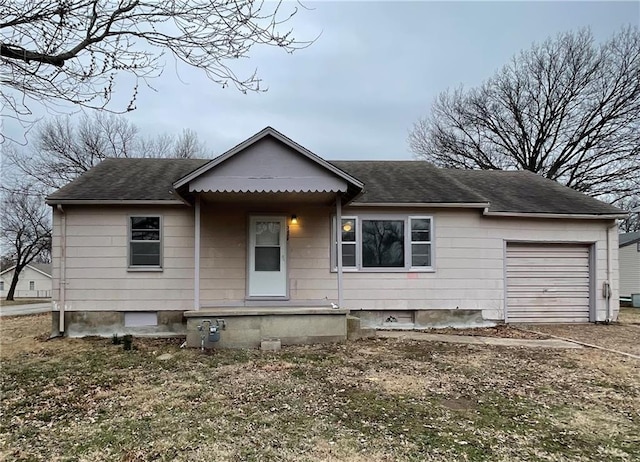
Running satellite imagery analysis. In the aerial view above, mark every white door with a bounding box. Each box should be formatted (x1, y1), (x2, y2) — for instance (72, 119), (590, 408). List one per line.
(506, 243), (591, 323)
(248, 216), (287, 297)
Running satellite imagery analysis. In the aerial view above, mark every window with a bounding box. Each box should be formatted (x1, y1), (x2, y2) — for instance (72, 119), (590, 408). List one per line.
(362, 220), (404, 267)
(130, 216), (162, 267)
(29, 281), (35, 291)
(0, 281), (4, 291)
(410, 217), (432, 267)
(332, 215), (434, 271)
(339, 217), (357, 268)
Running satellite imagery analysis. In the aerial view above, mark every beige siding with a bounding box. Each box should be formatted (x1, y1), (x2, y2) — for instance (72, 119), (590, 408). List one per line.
(619, 243), (640, 297)
(199, 204), (337, 304)
(52, 202), (618, 322)
(341, 207), (617, 322)
(0, 266), (51, 298)
(52, 205), (195, 311)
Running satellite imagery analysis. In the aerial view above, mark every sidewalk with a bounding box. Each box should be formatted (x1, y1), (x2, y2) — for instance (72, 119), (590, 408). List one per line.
(377, 330), (583, 349)
(0, 303), (51, 317)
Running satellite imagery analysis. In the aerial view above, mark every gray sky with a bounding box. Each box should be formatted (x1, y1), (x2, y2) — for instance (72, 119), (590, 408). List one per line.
(5, 1), (640, 160)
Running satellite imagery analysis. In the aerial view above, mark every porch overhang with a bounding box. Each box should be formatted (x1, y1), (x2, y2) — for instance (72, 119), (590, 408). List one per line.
(172, 126), (364, 205)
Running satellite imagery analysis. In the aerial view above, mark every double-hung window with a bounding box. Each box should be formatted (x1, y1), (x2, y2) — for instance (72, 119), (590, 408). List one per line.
(333, 215), (433, 271)
(129, 216), (162, 268)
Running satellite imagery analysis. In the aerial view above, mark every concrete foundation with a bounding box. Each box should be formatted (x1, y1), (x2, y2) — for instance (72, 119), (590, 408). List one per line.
(352, 309), (495, 330)
(184, 307), (348, 349)
(54, 310), (187, 337)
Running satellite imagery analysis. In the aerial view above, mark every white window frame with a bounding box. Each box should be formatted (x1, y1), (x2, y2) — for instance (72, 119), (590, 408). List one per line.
(0, 281), (4, 291)
(128, 215), (163, 271)
(332, 216), (359, 271)
(29, 281), (35, 291)
(331, 214), (434, 272)
(409, 216), (433, 269)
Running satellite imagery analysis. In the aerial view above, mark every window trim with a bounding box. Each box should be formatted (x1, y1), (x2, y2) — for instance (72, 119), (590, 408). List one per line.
(29, 281), (35, 291)
(128, 215), (163, 270)
(331, 214), (435, 272)
(409, 215), (434, 270)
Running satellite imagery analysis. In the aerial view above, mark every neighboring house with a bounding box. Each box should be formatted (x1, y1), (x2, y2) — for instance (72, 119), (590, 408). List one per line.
(619, 232), (640, 299)
(46, 127), (625, 347)
(0, 263), (52, 299)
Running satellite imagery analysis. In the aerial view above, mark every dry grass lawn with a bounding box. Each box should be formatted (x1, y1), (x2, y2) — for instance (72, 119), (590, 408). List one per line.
(0, 298), (51, 307)
(1, 313), (639, 461)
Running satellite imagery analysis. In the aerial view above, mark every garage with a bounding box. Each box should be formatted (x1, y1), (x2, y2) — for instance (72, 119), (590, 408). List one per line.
(506, 243), (591, 323)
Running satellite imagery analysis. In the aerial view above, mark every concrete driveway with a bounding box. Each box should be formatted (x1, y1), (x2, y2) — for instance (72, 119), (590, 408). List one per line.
(0, 302), (51, 317)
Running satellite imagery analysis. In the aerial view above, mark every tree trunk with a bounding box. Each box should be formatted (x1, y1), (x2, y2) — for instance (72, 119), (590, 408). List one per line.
(5, 269), (22, 301)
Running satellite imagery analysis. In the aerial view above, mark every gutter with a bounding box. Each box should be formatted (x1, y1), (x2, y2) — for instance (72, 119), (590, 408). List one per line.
(348, 202), (490, 208)
(45, 199), (186, 206)
(482, 209), (628, 220)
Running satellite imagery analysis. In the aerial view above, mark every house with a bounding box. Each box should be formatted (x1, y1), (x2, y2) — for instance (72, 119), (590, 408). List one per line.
(0, 263), (52, 299)
(46, 127), (626, 347)
(619, 232), (640, 299)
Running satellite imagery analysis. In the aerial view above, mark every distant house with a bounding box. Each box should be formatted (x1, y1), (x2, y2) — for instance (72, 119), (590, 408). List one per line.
(619, 232), (640, 299)
(45, 127), (626, 347)
(0, 263), (52, 299)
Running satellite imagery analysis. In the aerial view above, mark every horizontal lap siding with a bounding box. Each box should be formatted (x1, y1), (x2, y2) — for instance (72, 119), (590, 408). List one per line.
(199, 204), (336, 304)
(52, 206), (194, 311)
(619, 244), (640, 297)
(341, 208), (614, 322)
(508, 244), (590, 323)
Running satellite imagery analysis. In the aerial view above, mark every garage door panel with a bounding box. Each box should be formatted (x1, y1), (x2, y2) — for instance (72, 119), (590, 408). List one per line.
(506, 243), (590, 323)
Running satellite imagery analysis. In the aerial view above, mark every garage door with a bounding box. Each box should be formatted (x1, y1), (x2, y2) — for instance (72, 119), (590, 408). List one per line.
(506, 243), (591, 323)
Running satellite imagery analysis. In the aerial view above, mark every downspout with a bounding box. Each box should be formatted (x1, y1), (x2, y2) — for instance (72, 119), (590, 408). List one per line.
(336, 195), (344, 308)
(57, 204), (66, 334)
(605, 221), (617, 323)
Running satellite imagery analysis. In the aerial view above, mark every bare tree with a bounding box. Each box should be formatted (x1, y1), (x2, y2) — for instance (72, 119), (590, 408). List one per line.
(1, 185), (51, 301)
(1, 0), (309, 136)
(409, 27), (640, 203)
(7, 113), (211, 190)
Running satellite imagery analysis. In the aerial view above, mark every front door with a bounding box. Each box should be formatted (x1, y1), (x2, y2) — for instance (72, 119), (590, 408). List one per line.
(248, 216), (287, 297)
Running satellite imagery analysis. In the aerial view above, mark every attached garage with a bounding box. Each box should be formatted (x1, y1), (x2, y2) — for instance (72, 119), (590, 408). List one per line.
(506, 243), (592, 323)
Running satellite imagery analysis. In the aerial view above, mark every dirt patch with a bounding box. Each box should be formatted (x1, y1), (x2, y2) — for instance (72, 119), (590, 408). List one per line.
(419, 324), (550, 340)
(523, 323), (640, 357)
(619, 308), (640, 325)
(2, 313), (639, 462)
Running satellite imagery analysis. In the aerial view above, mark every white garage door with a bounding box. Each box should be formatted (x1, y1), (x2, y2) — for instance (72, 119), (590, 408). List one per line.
(506, 243), (591, 323)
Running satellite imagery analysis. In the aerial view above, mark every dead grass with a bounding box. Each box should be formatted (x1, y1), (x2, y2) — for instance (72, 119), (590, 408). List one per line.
(1, 313), (639, 461)
(619, 307), (640, 325)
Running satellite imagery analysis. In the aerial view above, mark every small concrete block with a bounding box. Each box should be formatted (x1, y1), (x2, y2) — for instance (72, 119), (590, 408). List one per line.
(261, 338), (281, 351)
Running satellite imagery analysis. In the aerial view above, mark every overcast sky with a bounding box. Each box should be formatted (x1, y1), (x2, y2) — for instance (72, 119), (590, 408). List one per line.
(5, 1), (640, 160)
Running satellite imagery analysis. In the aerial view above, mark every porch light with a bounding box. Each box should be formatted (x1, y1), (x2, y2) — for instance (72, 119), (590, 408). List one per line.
(291, 215), (298, 224)
(342, 221), (353, 232)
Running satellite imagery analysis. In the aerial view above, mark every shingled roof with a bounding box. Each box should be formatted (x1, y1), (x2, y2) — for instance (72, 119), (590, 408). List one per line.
(46, 158), (623, 216)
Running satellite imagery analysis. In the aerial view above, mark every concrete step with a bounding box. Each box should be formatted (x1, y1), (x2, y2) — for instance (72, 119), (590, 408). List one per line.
(347, 315), (376, 341)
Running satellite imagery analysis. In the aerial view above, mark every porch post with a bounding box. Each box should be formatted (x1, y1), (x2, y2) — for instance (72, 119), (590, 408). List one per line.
(336, 194), (344, 308)
(194, 195), (201, 310)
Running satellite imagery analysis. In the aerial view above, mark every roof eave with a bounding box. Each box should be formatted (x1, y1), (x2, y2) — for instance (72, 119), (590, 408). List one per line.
(347, 202), (491, 208)
(45, 199), (187, 206)
(483, 210), (628, 220)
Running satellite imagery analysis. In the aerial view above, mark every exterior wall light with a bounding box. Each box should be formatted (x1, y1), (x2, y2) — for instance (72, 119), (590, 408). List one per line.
(291, 215), (298, 224)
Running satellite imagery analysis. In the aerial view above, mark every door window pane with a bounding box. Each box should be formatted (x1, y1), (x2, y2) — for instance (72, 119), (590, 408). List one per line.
(255, 247), (280, 271)
(255, 222), (280, 246)
(362, 220), (404, 267)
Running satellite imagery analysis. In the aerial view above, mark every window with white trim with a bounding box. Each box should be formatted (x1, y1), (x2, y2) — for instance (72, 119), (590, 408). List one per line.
(129, 216), (162, 267)
(332, 215), (434, 271)
(338, 217), (358, 268)
(0, 281), (4, 291)
(410, 217), (432, 267)
(29, 281), (35, 291)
